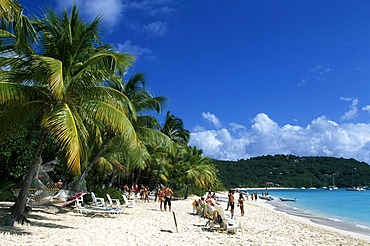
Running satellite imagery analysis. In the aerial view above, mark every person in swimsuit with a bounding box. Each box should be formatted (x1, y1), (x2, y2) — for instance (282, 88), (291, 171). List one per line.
(164, 186), (174, 212)
(238, 193), (245, 216)
(230, 190), (235, 219)
(158, 188), (165, 211)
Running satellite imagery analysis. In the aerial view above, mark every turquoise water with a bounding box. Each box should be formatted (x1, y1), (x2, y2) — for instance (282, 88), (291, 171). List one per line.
(240, 188), (370, 236)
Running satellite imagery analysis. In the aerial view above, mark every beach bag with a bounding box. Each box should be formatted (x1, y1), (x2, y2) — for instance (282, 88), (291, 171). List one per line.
(217, 214), (222, 223)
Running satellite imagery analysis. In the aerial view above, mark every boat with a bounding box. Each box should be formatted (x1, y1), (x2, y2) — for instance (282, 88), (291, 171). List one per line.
(279, 197), (297, 202)
(346, 187), (365, 191)
(258, 195), (274, 201)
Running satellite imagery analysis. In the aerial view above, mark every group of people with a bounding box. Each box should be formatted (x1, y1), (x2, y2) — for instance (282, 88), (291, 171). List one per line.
(154, 185), (174, 212)
(225, 190), (245, 218)
(121, 183), (174, 212)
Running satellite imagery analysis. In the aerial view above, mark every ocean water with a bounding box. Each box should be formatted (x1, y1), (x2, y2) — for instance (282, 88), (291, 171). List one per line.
(239, 188), (370, 236)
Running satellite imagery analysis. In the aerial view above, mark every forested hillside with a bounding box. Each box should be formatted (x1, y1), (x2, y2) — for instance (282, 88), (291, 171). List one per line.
(214, 154), (370, 189)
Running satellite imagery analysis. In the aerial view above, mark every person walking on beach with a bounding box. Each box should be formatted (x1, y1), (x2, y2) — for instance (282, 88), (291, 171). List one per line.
(230, 191), (235, 219)
(226, 190), (232, 211)
(238, 193), (245, 216)
(164, 185), (174, 212)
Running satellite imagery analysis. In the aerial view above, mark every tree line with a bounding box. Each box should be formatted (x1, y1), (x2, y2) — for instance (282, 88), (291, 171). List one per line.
(214, 154), (370, 189)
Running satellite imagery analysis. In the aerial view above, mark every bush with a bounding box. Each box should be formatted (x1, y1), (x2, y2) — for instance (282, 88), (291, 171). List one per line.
(0, 181), (16, 202)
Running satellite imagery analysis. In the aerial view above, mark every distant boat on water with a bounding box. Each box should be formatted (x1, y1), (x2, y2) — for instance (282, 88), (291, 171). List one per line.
(258, 195), (273, 201)
(279, 197), (297, 202)
(346, 187), (365, 191)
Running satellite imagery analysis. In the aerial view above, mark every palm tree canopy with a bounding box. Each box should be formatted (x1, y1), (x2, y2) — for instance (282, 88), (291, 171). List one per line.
(0, 5), (138, 175)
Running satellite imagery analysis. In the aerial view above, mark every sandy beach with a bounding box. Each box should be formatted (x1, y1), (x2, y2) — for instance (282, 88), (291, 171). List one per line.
(0, 197), (369, 246)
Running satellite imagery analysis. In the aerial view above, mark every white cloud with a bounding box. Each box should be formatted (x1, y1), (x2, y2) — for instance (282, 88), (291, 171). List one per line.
(298, 64), (331, 86)
(201, 112), (221, 128)
(143, 21), (168, 36)
(116, 40), (152, 58)
(189, 113), (370, 164)
(362, 105), (370, 112)
(54, 0), (125, 27)
(340, 98), (359, 121)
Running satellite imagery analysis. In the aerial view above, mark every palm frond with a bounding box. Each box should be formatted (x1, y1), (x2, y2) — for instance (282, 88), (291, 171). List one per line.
(42, 103), (88, 174)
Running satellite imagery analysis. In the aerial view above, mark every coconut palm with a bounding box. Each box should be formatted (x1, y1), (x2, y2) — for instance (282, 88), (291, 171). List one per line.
(0, 5), (138, 222)
(119, 72), (176, 186)
(177, 146), (218, 199)
(161, 111), (190, 145)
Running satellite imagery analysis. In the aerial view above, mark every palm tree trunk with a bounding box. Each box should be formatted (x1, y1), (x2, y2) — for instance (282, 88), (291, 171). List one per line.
(184, 182), (189, 200)
(10, 128), (49, 223)
(154, 163), (161, 188)
(72, 133), (116, 191)
(108, 171), (116, 187)
(135, 169), (141, 185)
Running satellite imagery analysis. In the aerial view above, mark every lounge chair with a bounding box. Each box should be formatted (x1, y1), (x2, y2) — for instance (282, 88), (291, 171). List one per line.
(122, 194), (135, 208)
(214, 206), (242, 234)
(75, 192), (124, 218)
(204, 204), (216, 226)
(90, 192), (107, 207)
(106, 194), (121, 207)
(75, 205), (124, 218)
(207, 206), (242, 233)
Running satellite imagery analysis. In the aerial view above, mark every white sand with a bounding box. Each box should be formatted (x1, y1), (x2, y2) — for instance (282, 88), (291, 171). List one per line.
(0, 198), (369, 246)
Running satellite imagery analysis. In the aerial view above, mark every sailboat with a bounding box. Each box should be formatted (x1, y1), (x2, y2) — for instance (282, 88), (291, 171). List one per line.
(309, 177), (316, 189)
(328, 173), (338, 190)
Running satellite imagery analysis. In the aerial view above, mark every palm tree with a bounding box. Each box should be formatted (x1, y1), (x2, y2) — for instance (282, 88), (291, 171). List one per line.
(161, 111), (190, 145)
(0, 5), (138, 222)
(119, 73), (176, 186)
(177, 146), (218, 199)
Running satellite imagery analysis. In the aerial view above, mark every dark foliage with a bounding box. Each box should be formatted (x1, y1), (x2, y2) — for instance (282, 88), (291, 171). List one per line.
(214, 154), (370, 189)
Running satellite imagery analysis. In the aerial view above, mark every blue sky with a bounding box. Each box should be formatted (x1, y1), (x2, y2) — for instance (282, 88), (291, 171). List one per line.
(21, 1), (370, 164)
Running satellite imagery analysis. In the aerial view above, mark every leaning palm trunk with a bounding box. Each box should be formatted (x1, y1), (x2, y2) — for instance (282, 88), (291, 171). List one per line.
(71, 133), (116, 192)
(10, 128), (49, 223)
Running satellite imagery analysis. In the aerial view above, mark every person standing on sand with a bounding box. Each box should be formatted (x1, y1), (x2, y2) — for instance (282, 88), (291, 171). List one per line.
(164, 186), (174, 212)
(238, 193), (245, 216)
(225, 190), (232, 211)
(230, 191), (235, 219)
(158, 188), (165, 211)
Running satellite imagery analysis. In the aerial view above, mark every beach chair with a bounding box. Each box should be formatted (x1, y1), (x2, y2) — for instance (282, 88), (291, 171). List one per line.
(106, 194), (121, 207)
(75, 193), (124, 218)
(90, 192), (106, 207)
(75, 205), (124, 218)
(122, 194), (135, 208)
(204, 204), (216, 226)
(215, 206), (242, 234)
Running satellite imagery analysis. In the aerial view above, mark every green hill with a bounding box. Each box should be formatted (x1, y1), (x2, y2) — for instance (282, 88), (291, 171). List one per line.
(214, 154), (370, 189)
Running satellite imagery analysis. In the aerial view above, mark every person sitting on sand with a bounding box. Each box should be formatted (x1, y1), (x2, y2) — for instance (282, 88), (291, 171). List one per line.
(55, 179), (63, 189)
(164, 185), (174, 212)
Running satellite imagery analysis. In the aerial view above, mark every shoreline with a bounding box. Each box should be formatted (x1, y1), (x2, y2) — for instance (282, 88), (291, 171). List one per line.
(1, 198), (369, 245)
(256, 198), (370, 243)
